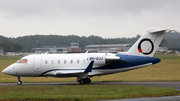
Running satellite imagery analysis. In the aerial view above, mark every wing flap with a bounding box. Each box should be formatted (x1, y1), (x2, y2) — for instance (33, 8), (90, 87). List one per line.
(56, 61), (94, 76)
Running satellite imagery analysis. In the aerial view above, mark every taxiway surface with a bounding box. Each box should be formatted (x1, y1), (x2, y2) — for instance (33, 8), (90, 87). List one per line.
(0, 81), (180, 89)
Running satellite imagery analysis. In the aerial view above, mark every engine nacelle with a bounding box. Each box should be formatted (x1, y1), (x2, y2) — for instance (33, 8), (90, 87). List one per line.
(88, 53), (106, 65)
(88, 53), (121, 65)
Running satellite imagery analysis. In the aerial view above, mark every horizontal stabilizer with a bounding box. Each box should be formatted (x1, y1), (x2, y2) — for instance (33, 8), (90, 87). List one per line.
(149, 29), (166, 34)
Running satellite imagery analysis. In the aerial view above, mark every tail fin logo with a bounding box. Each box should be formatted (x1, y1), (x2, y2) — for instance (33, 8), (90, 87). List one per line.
(138, 38), (154, 55)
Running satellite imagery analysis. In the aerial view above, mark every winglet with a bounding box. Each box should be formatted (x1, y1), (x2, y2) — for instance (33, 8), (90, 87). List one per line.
(84, 61), (94, 73)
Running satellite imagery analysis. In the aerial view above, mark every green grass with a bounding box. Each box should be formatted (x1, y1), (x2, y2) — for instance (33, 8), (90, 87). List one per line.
(154, 54), (180, 59)
(0, 85), (179, 101)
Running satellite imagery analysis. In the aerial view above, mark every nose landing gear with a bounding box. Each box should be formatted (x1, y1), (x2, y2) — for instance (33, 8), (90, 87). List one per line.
(17, 76), (22, 85)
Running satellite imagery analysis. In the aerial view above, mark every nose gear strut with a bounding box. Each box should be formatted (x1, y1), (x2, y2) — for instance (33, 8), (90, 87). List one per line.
(17, 76), (22, 85)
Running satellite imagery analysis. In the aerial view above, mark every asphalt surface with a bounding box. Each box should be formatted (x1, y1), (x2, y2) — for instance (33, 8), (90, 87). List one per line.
(100, 95), (180, 101)
(1, 81), (180, 89)
(1, 81), (180, 101)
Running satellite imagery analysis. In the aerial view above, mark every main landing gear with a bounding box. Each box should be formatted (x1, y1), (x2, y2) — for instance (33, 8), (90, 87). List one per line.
(17, 76), (22, 85)
(78, 78), (91, 84)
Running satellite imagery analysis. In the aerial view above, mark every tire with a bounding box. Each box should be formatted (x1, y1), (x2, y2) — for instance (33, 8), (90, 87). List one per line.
(17, 81), (22, 85)
(85, 78), (91, 84)
(79, 79), (84, 84)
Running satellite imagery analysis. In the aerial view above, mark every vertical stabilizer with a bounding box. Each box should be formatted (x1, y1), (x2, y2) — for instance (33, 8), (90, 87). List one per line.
(127, 27), (166, 57)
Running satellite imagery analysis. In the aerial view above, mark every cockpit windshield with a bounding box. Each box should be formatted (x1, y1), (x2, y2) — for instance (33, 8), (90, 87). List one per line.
(17, 59), (28, 63)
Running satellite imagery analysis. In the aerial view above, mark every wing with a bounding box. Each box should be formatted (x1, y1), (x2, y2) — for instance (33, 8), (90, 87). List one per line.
(55, 61), (94, 77)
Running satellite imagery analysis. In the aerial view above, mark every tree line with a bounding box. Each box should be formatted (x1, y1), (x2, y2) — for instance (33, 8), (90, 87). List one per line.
(0, 32), (180, 52)
(0, 35), (140, 52)
(0, 41), (23, 52)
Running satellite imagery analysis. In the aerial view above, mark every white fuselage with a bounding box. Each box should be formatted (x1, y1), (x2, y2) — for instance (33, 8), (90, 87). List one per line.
(2, 52), (159, 78)
(3, 53), (118, 77)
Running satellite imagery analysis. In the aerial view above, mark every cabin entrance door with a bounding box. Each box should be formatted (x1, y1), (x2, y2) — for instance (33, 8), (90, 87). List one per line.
(33, 54), (42, 72)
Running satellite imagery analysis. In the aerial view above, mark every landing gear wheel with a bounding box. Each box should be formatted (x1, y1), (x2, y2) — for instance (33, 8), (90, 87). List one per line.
(17, 81), (22, 85)
(85, 78), (91, 84)
(78, 78), (91, 84)
(79, 79), (85, 84)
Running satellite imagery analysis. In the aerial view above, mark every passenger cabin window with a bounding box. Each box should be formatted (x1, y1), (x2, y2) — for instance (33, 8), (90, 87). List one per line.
(58, 60), (60, 64)
(64, 60), (66, 64)
(45, 60), (48, 64)
(70, 60), (73, 64)
(77, 60), (79, 64)
(18, 59), (27, 63)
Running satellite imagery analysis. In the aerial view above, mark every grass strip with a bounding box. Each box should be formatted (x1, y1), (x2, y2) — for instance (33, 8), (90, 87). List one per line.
(0, 85), (179, 101)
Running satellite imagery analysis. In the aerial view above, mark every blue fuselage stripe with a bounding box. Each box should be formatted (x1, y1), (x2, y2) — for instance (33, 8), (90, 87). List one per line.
(93, 54), (161, 69)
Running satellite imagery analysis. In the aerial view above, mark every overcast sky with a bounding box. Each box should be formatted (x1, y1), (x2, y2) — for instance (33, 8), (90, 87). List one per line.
(0, 0), (180, 38)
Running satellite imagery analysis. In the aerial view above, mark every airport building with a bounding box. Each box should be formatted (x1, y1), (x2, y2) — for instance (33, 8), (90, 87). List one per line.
(32, 43), (82, 53)
(85, 44), (168, 53)
(32, 46), (69, 54)
(85, 44), (131, 53)
(156, 47), (168, 53)
(32, 43), (168, 54)
(68, 43), (82, 53)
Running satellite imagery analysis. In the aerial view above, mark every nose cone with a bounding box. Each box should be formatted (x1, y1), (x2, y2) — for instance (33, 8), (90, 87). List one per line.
(2, 65), (16, 76)
(2, 67), (10, 75)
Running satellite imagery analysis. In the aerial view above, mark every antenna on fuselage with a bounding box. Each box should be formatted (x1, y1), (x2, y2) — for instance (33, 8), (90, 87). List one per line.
(45, 51), (48, 54)
(85, 51), (89, 54)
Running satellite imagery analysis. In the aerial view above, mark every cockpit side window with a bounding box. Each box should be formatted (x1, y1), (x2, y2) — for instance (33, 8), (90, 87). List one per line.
(18, 59), (28, 63)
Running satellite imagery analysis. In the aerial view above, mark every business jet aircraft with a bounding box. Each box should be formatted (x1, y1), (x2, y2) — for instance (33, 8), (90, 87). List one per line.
(2, 27), (170, 85)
